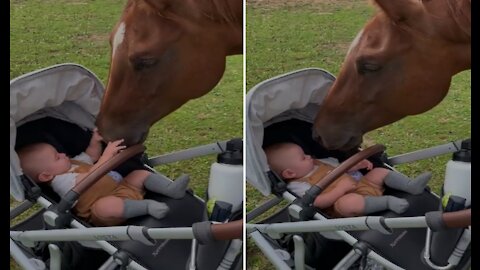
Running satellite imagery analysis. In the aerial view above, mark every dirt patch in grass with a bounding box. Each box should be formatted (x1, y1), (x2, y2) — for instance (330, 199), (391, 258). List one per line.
(247, 0), (368, 11)
(317, 41), (351, 53)
(75, 33), (109, 45)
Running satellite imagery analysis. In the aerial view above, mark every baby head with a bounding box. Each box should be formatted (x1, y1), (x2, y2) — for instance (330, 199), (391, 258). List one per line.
(17, 143), (72, 183)
(264, 142), (314, 181)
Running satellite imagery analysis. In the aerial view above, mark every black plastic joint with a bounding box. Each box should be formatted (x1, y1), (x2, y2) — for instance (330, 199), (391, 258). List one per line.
(378, 152), (392, 167)
(113, 250), (131, 267)
(20, 175), (42, 202)
(299, 207), (316, 221)
(268, 171), (287, 196)
(353, 241), (370, 256)
(192, 221), (215, 245)
(301, 185), (322, 207)
(57, 191), (79, 213)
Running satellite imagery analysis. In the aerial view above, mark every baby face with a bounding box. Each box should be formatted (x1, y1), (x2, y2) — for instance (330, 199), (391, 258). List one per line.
(283, 144), (315, 179)
(38, 144), (72, 177)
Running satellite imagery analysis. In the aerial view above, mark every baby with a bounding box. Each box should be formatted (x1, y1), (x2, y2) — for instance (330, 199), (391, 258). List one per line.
(265, 143), (432, 217)
(17, 128), (190, 226)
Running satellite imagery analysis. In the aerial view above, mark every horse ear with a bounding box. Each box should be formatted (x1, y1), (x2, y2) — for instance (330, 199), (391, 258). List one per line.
(374, 0), (424, 24)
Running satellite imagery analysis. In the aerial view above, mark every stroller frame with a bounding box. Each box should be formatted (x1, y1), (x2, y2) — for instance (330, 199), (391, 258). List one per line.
(247, 141), (471, 270)
(245, 68), (470, 270)
(10, 63), (243, 270)
(11, 140), (243, 270)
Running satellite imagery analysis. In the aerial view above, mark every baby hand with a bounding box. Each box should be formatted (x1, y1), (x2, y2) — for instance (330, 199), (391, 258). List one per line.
(101, 139), (126, 160)
(91, 127), (104, 143)
(349, 159), (373, 172)
(358, 159), (373, 170)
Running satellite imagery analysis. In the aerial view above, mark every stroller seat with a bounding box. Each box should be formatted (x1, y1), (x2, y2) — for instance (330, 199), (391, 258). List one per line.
(13, 116), (209, 269)
(265, 119), (463, 270)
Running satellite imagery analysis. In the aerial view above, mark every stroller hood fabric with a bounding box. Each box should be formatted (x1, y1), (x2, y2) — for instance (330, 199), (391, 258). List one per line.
(246, 68), (335, 195)
(10, 64), (104, 201)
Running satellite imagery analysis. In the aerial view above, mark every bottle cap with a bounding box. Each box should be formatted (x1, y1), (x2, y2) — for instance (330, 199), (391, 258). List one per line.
(218, 151), (242, 165)
(461, 139), (471, 150)
(452, 149), (471, 162)
(226, 138), (243, 152)
(217, 139), (243, 165)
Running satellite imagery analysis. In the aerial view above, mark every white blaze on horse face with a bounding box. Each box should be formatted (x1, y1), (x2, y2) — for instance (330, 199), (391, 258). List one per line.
(347, 29), (364, 56)
(112, 22), (126, 58)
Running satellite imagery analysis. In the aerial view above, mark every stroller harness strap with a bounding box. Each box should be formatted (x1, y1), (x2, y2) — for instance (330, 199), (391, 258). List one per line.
(304, 160), (335, 186)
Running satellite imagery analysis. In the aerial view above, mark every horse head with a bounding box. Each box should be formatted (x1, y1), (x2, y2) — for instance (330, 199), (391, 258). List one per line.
(313, 0), (470, 151)
(96, 0), (242, 146)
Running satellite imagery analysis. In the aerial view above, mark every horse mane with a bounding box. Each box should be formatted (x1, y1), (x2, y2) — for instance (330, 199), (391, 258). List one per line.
(446, 0), (471, 38)
(135, 0), (240, 27)
(194, 0), (242, 27)
(367, 0), (470, 40)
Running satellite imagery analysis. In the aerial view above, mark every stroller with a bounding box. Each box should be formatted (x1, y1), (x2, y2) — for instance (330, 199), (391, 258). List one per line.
(10, 63), (243, 270)
(245, 68), (471, 269)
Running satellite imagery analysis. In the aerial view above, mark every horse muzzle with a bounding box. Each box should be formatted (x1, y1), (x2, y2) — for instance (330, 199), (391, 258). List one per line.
(96, 118), (149, 146)
(313, 128), (363, 151)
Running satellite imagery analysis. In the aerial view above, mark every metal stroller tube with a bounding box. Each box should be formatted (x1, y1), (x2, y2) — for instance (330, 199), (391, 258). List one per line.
(72, 144), (146, 193)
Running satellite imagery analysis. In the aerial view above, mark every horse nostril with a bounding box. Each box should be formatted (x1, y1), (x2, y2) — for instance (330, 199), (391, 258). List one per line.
(124, 130), (149, 147)
(138, 130), (148, 144)
(314, 135), (327, 148)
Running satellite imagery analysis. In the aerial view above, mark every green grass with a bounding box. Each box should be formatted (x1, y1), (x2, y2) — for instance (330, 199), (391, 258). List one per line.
(246, 1), (470, 269)
(10, 0), (242, 268)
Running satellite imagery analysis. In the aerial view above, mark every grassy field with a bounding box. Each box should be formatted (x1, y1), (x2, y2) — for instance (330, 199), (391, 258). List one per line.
(10, 0), (242, 268)
(246, 0), (471, 269)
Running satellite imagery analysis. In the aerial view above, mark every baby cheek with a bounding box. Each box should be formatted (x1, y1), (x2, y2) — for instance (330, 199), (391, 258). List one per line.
(64, 160), (72, 170)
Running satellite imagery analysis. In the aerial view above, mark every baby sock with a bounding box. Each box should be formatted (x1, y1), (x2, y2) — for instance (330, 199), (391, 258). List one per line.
(383, 171), (432, 195)
(123, 199), (169, 219)
(363, 196), (409, 214)
(144, 173), (190, 199)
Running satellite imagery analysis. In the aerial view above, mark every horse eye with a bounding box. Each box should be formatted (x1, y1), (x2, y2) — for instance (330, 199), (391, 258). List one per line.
(357, 62), (381, 75)
(133, 58), (158, 71)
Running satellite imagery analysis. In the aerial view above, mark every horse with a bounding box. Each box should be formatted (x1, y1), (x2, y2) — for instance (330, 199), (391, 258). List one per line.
(96, 0), (243, 146)
(313, 0), (470, 151)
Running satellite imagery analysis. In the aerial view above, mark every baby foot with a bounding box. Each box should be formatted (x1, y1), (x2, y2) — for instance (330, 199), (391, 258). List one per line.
(409, 172), (432, 195)
(166, 174), (190, 199)
(145, 200), (169, 219)
(386, 196), (409, 214)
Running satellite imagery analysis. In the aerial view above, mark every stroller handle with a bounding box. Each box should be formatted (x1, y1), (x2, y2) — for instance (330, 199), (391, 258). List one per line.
(443, 208), (471, 228)
(73, 144), (146, 194)
(211, 219), (244, 240)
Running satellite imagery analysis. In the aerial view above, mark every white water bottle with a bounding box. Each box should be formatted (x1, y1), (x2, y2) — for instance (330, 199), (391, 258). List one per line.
(442, 139), (471, 209)
(207, 139), (243, 221)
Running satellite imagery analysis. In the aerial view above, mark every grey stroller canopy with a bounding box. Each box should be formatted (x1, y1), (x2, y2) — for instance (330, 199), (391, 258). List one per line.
(10, 63), (104, 201)
(246, 68), (335, 195)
